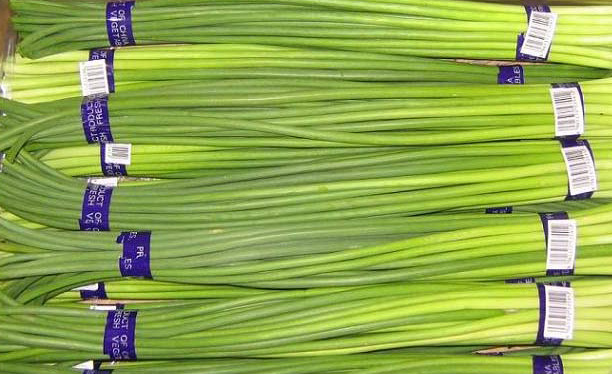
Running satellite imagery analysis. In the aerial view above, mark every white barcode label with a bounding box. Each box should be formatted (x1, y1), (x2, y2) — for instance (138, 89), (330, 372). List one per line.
(543, 285), (574, 340)
(551, 86), (584, 137)
(104, 143), (132, 165)
(88, 177), (119, 187)
(90, 304), (120, 311)
(79, 59), (110, 97)
(520, 11), (558, 59)
(546, 219), (577, 271)
(73, 361), (95, 370)
(72, 283), (101, 292)
(561, 145), (598, 196)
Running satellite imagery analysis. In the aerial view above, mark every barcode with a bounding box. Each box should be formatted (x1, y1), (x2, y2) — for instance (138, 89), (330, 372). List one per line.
(104, 143), (132, 165)
(80, 59), (110, 97)
(520, 11), (558, 59)
(543, 285), (574, 340)
(90, 304), (120, 311)
(551, 87), (584, 137)
(88, 177), (119, 187)
(561, 145), (598, 196)
(546, 219), (577, 271)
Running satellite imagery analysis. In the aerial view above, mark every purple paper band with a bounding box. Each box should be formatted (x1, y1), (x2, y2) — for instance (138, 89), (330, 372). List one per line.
(506, 277), (537, 284)
(552, 83), (585, 137)
(106, 2), (136, 47)
(83, 371), (113, 374)
(81, 95), (113, 144)
(560, 138), (596, 201)
(81, 282), (108, 300)
(536, 282), (570, 346)
(533, 356), (564, 374)
(103, 309), (138, 361)
(89, 49), (116, 93)
(516, 5), (552, 62)
(539, 212), (574, 277)
(118, 232), (152, 278)
(486, 207), (514, 214)
(498, 66), (525, 85)
(100, 143), (128, 176)
(79, 183), (113, 231)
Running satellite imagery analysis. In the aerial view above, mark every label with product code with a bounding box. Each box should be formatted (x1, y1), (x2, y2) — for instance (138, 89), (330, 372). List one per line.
(517, 6), (558, 61)
(103, 309), (138, 360)
(118, 232), (153, 278)
(88, 177), (119, 188)
(89, 48), (116, 93)
(536, 284), (574, 344)
(100, 143), (130, 176)
(80, 59), (110, 97)
(550, 83), (585, 138)
(79, 183), (114, 231)
(560, 139), (598, 200)
(539, 212), (577, 276)
(498, 66), (525, 85)
(91, 304), (124, 311)
(533, 356), (564, 374)
(81, 95), (113, 144)
(106, 1), (136, 47)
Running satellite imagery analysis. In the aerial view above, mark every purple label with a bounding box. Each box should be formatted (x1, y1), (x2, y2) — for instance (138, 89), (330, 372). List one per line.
(516, 5), (552, 61)
(552, 83), (585, 137)
(533, 356), (564, 374)
(81, 95), (113, 144)
(89, 49), (116, 93)
(81, 282), (108, 300)
(100, 143), (128, 176)
(118, 232), (152, 278)
(560, 138), (596, 201)
(486, 206), (514, 214)
(79, 183), (113, 231)
(536, 282), (570, 346)
(498, 66), (525, 85)
(106, 2), (136, 47)
(103, 310), (138, 361)
(83, 371), (113, 374)
(539, 212), (574, 276)
(506, 277), (537, 284)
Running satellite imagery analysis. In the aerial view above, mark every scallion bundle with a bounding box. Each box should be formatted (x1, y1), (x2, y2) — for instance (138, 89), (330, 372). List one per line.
(10, 0), (612, 70)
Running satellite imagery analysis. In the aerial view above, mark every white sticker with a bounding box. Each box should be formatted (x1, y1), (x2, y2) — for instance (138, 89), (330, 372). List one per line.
(543, 285), (574, 340)
(90, 304), (120, 311)
(88, 177), (119, 187)
(72, 361), (95, 370)
(104, 143), (132, 165)
(551, 86), (585, 137)
(79, 59), (110, 97)
(72, 283), (100, 292)
(520, 11), (558, 59)
(561, 145), (598, 196)
(546, 219), (577, 271)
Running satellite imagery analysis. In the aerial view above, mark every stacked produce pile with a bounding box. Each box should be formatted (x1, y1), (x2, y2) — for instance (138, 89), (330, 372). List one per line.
(0, 1), (611, 373)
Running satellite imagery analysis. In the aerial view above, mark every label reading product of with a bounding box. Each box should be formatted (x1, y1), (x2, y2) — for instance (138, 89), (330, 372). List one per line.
(536, 284), (575, 344)
(81, 95), (113, 144)
(518, 6), (558, 60)
(103, 309), (138, 360)
(550, 83), (585, 138)
(498, 66), (525, 85)
(118, 231), (152, 278)
(560, 139), (598, 199)
(79, 183), (114, 231)
(106, 1), (136, 47)
(533, 356), (564, 374)
(80, 59), (110, 97)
